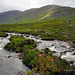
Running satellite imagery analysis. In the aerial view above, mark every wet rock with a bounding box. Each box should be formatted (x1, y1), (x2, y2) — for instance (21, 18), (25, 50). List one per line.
(35, 35), (41, 39)
(31, 36), (33, 38)
(34, 41), (39, 44)
(60, 52), (66, 55)
(52, 51), (57, 53)
(73, 53), (75, 55)
(69, 25), (73, 26)
(1, 37), (3, 40)
(69, 61), (74, 64)
(64, 51), (67, 54)
(21, 34), (23, 37)
(26, 35), (29, 37)
(17, 71), (25, 75)
(7, 56), (12, 58)
(51, 44), (54, 46)
(66, 41), (75, 48)
(73, 62), (75, 66)
(48, 52), (51, 54)
(62, 45), (66, 48)
(67, 33), (71, 35)
(67, 20), (71, 22)
(62, 32), (65, 34)
(18, 54), (23, 59)
(70, 48), (75, 51)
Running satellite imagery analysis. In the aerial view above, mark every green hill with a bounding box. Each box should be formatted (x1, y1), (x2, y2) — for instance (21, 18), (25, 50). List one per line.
(0, 5), (75, 24)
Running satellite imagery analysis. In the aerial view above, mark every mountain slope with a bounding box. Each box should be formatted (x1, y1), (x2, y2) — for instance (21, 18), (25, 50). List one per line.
(0, 10), (22, 24)
(0, 5), (75, 24)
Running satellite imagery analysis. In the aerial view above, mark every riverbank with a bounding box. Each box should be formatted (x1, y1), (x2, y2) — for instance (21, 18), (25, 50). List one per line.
(0, 34), (30, 75)
(6, 33), (75, 65)
(3, 33), (75, 75)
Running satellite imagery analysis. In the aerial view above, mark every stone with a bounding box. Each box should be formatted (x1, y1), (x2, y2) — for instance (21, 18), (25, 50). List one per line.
(68, 20), (71, 22)
(52, 51), (57, 53)
(7, 56), (11, 58)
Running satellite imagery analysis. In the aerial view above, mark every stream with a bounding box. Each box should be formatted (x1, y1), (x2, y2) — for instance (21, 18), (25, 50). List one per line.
(0, 33), (75, 75)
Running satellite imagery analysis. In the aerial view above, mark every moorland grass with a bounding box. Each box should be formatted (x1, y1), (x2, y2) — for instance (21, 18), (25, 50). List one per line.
(0, 20), (75, 43)
(0, 32), (8, 37)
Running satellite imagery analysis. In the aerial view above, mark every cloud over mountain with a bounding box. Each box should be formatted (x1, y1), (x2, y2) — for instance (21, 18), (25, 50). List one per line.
(0, 0), (75, 12)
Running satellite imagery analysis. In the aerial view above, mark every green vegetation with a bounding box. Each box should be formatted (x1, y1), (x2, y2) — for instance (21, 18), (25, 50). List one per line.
(0, 32), (8, 37)
(4, 36), (75, 75)
(0, 5), (75, 24)
(0, 20), (75, 43)
(4, 35), (36, 52)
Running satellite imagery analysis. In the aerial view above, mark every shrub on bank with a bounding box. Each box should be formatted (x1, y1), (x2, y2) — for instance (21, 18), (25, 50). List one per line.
(0, 32), (8, 37)
(22, 49), (40, 68)
(4, 35), (37, 52)
(27, 53), (71, 75)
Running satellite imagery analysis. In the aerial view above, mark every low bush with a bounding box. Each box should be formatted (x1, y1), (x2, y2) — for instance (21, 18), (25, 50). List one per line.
(4, 35), (37, 52)
(27, 53), (71, 75)
(22, 49), (40, 69)
(0, 32), (8, 37)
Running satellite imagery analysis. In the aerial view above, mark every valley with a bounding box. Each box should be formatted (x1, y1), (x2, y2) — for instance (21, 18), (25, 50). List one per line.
(0, 5), (75, 75)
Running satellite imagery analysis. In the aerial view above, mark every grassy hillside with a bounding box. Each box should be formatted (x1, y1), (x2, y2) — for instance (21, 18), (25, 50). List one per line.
(0, 20), (75, 43)
(0, 10), (22, 24)
(0, 5), (75, 24)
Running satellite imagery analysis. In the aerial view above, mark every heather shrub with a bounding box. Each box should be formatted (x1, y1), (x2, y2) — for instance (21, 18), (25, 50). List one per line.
(27, 54), (59, 75)
(0, 32), (8, 37)
(4, 35), (37, 52)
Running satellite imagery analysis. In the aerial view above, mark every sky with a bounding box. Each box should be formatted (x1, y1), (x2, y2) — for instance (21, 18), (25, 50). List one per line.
(0, 0), (75, 12)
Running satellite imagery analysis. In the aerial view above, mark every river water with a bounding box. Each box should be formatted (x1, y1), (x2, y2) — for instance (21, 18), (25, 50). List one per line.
(0, 34), (30, 75)
(0, 33), (75, 75)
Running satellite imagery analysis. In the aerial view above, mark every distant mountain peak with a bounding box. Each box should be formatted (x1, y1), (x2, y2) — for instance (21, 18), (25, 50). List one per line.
(0, 5), (75, 24)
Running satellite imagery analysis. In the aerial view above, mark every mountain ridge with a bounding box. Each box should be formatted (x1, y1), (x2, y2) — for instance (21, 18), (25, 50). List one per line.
(0, 5), (75, 24)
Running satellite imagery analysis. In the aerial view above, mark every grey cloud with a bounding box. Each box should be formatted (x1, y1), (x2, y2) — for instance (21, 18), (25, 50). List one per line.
(53, 0), (75, 7)
(0, 0), (75, 13)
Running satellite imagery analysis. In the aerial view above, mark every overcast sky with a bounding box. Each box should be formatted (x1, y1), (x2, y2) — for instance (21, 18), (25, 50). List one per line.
(0, 0), (75, 13)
